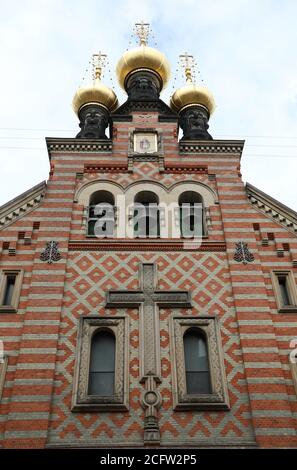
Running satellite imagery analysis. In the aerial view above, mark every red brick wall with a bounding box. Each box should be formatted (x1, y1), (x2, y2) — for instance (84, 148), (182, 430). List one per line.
(0, 111), (296, 447)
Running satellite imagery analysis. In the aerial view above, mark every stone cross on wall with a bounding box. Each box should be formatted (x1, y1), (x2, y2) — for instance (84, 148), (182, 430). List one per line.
(106, 262), (192, 445)
(106, 263), (192, 377)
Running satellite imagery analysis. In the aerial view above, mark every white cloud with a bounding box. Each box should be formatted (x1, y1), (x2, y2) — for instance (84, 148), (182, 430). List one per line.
(0, 0), (296, 210)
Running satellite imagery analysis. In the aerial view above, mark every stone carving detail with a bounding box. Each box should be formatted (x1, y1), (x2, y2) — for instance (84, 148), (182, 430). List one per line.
(40, 241), (62, 264)
(76, 104), (109, 139)
(234, 241), (255, 264)
(172, 316), (229, 410)
(180, 105), (213, 141)
(141, 374), (162, 445)
(106, 263), (192, 377)
(126, 71), (160, 100)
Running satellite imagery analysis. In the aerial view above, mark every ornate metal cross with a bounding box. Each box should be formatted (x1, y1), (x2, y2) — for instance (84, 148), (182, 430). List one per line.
(92, 51), (107, 81)
(106, 262), (192, 445)
(179, 52), (195, 83)
(134, 21), (150, 46)
(106, 263), (192, 378)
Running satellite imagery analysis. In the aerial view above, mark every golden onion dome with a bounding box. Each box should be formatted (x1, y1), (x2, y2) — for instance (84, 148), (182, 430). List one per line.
(116, 45), (171, 91)
(170, 83), (215, 115)
(72, 68), (118, 115)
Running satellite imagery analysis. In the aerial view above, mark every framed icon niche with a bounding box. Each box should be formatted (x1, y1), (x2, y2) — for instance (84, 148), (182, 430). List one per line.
(134, 132), (158, 154)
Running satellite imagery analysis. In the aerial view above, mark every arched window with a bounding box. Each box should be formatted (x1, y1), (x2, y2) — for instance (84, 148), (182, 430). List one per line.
(133, 191), (160, 238)
(88, 190), (115, 237)
(88, 330), (115, 396)
(183, 329), (211, 394)
(178, 191), (204, 238)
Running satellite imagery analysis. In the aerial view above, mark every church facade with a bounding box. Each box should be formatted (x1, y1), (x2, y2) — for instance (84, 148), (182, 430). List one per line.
(0, 28), (297, 448)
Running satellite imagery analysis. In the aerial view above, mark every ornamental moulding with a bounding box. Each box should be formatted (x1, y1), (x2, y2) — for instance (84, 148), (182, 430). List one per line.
(46, 138), (112, 158)
(84, 163), (130, 173)
(246, 182), (297, 234)
(68, 240), (227, 252)
(179, 139), (244, 155)
(162, 164), (208, 174)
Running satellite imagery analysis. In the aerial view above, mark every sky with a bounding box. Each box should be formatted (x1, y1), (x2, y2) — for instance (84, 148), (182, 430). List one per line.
(0, 0), (297, 210)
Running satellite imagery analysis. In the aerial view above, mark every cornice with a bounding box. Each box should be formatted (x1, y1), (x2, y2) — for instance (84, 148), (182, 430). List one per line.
(0, 181), (46, 230)
(46, 138), (112, 159)
(246, 182), (297, 234)
(68, 239), (226, 252)
(179, 140), (245, 156)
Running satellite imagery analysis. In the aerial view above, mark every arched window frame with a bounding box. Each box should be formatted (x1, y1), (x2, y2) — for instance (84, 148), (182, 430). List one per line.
(87, 190), (116, 238)
(170, 315), (229, 410)
(178, 191), (206, 238)
(183, 327), (212, 395)
(88, 328), (116, 397)
(72, 316), (129, 412)
(133, 190), (161, 238)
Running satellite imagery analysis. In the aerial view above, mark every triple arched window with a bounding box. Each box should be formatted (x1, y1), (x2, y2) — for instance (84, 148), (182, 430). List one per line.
(86, 188), (206, 238)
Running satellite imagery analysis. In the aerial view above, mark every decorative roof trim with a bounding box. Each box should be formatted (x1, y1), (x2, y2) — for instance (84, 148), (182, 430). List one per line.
(0, 181), (46, 230)
(68, 239), (226, 252)
(46, 138), (112, 158)
(179, 140), (244, 155)
(113, 98), (177, 117)
(246, 182), (297, 234)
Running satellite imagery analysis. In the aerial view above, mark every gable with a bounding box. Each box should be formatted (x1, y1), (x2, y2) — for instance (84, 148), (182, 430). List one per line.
(0, 181), (46, 231)
(246, 182), (297, 235)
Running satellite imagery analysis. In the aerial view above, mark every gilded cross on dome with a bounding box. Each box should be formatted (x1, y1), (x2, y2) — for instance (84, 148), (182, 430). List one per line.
(92, 51), (107, 81)
(134, 21), (150, 46)
(179, 52), (195, 84)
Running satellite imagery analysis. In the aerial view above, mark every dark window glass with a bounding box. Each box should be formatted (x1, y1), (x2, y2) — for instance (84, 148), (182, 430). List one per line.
(178, 191), (204, 238)
(184, 329), (211, 394)
(278, 276), (291, 306)
(88, 191), (115, 237)
(134, 191), (160, 238)
(3, 275), (16, 306)
(87, 219), (96, 236)
(88, 330), (115, 396)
